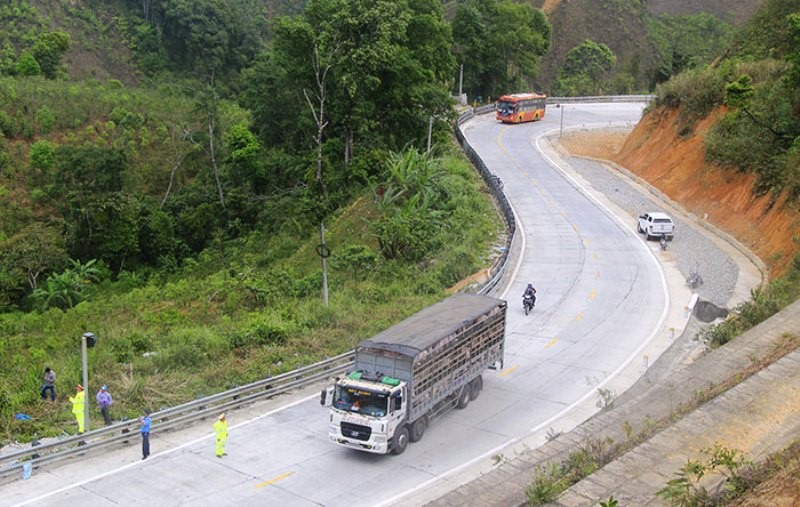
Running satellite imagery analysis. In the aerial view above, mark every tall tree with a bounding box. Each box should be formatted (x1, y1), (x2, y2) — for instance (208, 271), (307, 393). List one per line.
(161, 0), (260, 80)
(31, 31), (70, 79)
(452, 0), (551, 100)
(242, 0), (457, 195)
(556, 40), (617, 96)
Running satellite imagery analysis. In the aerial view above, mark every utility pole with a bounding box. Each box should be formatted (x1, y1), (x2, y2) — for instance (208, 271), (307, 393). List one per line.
(560, 105), (565, 137)
(80, 332), (95, 433)
(458, 64), (463, 97)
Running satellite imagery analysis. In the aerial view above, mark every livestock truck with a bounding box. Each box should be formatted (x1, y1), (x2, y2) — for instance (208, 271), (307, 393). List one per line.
(322, 293), (506, 455)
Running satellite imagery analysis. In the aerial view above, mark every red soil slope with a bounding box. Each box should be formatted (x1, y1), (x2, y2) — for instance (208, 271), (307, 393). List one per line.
(563, 106), (800, 278)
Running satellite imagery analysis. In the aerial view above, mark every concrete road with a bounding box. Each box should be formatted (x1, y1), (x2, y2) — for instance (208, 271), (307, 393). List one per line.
(4, 103), (688, 507)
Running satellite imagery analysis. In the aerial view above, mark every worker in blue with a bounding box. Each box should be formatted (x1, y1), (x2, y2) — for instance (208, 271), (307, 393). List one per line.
(96, 385), (113, 426)
(139, 409), (152, 459)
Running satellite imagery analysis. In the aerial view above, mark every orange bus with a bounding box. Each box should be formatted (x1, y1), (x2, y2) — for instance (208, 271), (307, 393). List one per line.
(495, 93), (547, 124)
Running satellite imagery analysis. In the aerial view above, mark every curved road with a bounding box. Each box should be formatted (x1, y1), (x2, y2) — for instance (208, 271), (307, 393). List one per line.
(6, 102), (673, 507)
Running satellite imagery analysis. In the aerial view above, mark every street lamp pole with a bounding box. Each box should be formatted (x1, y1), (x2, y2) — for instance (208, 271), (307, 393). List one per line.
(560, 104), (565, 138)
(81, 333), (89, 433)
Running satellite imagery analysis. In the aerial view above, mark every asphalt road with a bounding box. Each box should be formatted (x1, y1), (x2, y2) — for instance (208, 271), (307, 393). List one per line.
(4, 103), (684, 507)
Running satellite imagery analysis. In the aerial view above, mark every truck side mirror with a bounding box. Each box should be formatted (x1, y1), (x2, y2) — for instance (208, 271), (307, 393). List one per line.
(393, 394), (402, 411)
(320, 386), (334, 407)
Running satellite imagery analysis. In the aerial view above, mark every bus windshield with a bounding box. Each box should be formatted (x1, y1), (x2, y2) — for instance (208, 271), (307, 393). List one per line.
(497, 101), (516, 116)
(333, 385), (389, 417)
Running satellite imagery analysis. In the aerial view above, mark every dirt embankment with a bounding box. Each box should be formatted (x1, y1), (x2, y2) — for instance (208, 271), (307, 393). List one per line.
(560, 106), (800, 279)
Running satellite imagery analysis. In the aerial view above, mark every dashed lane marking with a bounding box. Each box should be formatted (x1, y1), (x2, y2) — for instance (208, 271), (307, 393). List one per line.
(256, 471), (294, 489)
(499, 365), (518, 377)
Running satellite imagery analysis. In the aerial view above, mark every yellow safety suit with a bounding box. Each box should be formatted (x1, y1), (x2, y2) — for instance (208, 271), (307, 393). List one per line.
(69, 390), (86, 433)
(213, 418), (228, 457)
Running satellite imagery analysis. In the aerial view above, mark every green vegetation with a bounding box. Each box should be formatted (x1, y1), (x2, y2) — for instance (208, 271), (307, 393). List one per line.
(0, 139), (502, 441)
(656, 444), (753, 506)
(654, 1), (800, 201)
(553, 39), (617, 96)
(0, 0), (507, 443)
(700, 268), (800, 348)
(648, 13), (735, 86)
(526, 439), (612, 505)
(451, 0), (551, 100)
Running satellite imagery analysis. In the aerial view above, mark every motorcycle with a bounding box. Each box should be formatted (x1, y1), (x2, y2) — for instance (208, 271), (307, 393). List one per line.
(523, 294), (535, 315)
(659, 234), (668, 251)
(688, 264), (704, 289)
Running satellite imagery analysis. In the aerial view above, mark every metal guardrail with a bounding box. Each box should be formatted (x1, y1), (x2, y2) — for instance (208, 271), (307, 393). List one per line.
(547, 94), (655, 104)
(0, 351), (354, 480)
(455, 107), (516, 296)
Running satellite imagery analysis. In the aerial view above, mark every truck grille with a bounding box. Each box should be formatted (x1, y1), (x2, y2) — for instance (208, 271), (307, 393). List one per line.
(341, 422), (371, 441)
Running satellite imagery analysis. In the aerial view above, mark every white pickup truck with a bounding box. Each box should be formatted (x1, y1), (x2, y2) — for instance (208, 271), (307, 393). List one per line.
(638, 212), (675, 241)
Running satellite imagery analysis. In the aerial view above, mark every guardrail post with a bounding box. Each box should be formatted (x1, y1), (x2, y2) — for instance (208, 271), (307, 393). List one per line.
(31, 439), (41, 460)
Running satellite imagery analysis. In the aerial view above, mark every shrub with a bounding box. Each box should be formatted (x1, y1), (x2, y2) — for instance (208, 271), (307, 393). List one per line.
(151, 328), (227, 371)
(655, 66), (726, 121)
(29, 139), (55, 171)
(228, 314), (294, 349)
(16, 52), (41, 76)
(527, 463), (569, 505)
(333, 244), (378, 280)
(35, 106), (56, 134)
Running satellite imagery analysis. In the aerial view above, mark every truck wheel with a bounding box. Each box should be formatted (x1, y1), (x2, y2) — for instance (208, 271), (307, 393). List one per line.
(469, 375), (483, 401)
(392, 426), (409, 455)
(410, 416), (428, 443)
(456, 386), (470, 409)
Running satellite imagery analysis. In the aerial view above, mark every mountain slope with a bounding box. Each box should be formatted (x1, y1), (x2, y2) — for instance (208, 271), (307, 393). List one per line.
(537, 0), (766, 91)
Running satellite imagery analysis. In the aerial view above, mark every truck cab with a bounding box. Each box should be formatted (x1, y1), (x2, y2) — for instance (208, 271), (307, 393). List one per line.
(324, 373), (408, 454)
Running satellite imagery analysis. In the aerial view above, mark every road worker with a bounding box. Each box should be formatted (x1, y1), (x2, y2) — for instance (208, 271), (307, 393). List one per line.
(69, 385), (86, 433)
(214, 413), (228, 458)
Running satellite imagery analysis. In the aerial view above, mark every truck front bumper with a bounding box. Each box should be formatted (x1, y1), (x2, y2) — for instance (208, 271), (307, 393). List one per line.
(329, 433), (389, 454)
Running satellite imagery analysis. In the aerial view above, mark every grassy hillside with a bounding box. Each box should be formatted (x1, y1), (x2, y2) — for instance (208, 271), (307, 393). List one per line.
(0, 129), (503, 442)
(0, 0), (506, 443)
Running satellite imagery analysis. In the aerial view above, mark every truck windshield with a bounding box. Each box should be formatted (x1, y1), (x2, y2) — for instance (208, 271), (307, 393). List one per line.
(333, 385), (388, 417)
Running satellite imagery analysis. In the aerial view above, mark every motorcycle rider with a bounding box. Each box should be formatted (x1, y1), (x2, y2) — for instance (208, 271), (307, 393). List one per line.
(523, 283), (537, 308)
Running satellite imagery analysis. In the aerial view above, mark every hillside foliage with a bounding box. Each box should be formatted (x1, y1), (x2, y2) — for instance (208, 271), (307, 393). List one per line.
(0, 0), (506, 442)
(654, 0), (800, 202)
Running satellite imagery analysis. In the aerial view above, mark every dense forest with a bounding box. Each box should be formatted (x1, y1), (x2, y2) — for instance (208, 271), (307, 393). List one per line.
(1, 0), (797, 442)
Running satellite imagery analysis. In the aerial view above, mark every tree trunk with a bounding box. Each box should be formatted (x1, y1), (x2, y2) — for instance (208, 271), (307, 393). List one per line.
(205, 73), (225, 207)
